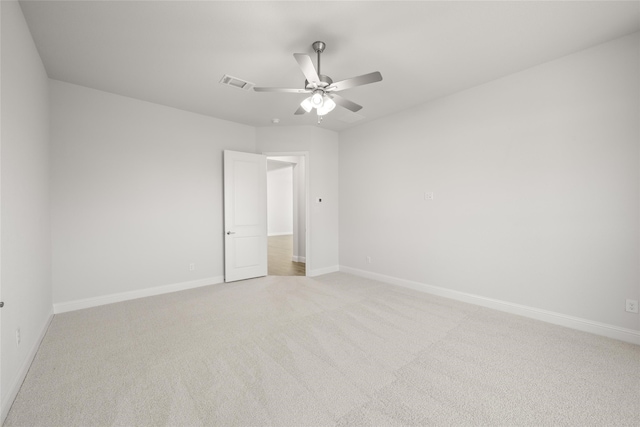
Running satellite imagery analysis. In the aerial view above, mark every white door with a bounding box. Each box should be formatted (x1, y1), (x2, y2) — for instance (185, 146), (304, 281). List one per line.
(224, 150), (268, 282)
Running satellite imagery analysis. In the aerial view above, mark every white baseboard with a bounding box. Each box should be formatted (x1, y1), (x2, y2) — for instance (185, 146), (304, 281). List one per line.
(53, 276), (224, 314)
(268, 232), (293, 237)
(308, 265), (339, 277)
(292, 256), (306, 263)
(339, 266), (640, 346)
(1, 309), (54, 424)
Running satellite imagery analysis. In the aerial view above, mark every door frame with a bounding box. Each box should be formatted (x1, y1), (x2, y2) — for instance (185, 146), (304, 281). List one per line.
(263, 151), (310, 276)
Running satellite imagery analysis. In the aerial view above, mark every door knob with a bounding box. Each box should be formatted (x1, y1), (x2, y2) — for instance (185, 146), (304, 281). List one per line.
(226, 231), (236, 235)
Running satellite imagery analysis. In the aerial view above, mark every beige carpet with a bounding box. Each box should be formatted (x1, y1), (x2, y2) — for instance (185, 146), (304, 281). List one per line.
(5, 273), (640, 426)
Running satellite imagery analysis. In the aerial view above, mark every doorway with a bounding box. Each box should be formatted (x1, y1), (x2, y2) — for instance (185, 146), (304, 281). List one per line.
(266, 154), (308, 276)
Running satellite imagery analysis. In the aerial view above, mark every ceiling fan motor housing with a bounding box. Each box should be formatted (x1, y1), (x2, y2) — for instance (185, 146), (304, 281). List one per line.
(305, 74), (333, 90)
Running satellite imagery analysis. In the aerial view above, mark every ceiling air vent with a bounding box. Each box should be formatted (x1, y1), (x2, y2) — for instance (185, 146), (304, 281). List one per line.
(219, 74), (254, 91)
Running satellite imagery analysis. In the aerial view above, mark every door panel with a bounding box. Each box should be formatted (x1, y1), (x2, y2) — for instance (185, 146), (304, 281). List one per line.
(224, 150), (267, 282)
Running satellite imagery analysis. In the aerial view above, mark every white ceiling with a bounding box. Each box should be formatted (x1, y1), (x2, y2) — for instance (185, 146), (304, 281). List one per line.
(18, 0), (640, 132)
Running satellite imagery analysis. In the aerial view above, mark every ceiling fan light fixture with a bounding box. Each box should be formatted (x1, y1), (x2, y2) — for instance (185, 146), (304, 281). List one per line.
(311, 90), (324, 108)
(300, 97), (313, 113)
(317, 96), (336, 116)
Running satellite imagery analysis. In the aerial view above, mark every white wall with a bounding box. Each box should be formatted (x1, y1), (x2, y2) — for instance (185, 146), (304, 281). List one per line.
(0, 0), (52, 420)
(339, 33), (640, 332)
(267, 162), (293, 236)
(258, 126), (339, 275)
(50, 80), (256, 307)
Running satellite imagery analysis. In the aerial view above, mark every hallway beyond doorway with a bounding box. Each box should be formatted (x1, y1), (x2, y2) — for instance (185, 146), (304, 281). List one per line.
(268, 235), (305, 276)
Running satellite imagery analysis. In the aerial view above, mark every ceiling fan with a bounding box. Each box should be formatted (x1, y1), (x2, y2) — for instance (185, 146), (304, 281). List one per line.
(254, 41), (383, 118)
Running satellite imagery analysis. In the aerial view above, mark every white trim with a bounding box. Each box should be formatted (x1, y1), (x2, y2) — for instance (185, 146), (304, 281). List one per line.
(308, 265), (339, 277)
(1, 310), (53, 424)
(53, 276), (224, 314)
(292, 256), (306, 263)
(268, 232), (293, 237)
(339, 266), (640, 345)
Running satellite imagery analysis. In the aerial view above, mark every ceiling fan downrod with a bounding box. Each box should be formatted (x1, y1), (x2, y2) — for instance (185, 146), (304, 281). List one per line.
(312, 41), (326, 77)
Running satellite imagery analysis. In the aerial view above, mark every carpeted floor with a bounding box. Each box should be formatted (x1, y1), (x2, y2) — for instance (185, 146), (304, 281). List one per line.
(4, 273), (640, 426)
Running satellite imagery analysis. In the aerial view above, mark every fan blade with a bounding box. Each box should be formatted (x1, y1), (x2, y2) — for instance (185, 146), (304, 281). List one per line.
(327, 71), (382, 92)
(294, 105), (308, 115)
(329, 94), (363, 113)
(293, 53), (320, 84)
(254, 87), (310, 93)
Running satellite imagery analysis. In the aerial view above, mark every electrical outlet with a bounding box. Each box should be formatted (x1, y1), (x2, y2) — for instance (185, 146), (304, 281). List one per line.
(626, 299), (638, 313)
(189, 263), (195, 271)
(366, 256), (372, 264)
(16, 328), (21, 346)
(424, 191), (434, 200)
